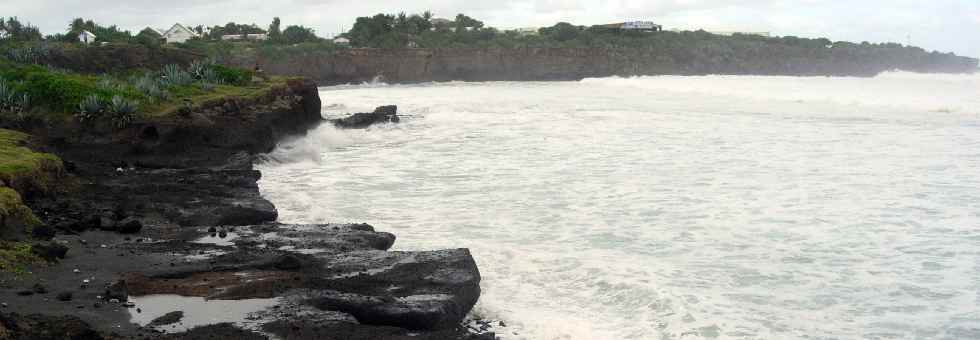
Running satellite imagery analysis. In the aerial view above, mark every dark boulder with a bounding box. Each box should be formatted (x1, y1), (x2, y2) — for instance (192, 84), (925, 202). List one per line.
(117, 217), (143, 234)
(31, 283), (48, 294)
(30, 225), (56, 240)
(56, 292), (73, 302)
(105, 280), (128, 301)
(31, 242), (69, 261)
(147, 311), (184, 327)
(307, 249), (481, 331)
(273, 254), (303, 271)
(332, 106), (401, 129)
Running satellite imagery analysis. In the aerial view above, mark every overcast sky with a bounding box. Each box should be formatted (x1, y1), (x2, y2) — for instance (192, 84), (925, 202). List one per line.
(2, 0), (978, 58)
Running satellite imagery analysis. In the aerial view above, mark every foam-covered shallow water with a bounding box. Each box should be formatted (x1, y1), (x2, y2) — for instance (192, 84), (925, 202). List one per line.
(257, 72), (980, 340)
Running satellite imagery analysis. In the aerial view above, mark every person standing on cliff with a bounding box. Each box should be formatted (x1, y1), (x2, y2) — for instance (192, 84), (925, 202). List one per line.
(254, 63), (269, 82)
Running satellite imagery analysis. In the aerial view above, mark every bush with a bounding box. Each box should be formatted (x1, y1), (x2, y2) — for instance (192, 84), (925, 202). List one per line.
(210, 65), (253, 86)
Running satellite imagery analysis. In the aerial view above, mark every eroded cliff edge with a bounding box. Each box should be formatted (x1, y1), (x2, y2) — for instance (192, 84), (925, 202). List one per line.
(0, 79), (488, 339)
(224, 48), (979, 85)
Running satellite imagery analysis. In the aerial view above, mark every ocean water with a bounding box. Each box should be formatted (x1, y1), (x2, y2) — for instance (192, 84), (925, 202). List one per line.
(256, 72), (980, 340)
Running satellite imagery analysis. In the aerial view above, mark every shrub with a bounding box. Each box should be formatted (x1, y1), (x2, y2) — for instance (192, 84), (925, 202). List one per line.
(210, 64), (253, 86)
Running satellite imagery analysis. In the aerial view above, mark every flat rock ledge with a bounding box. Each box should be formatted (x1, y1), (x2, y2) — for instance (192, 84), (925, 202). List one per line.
(0, 224), (487, 339)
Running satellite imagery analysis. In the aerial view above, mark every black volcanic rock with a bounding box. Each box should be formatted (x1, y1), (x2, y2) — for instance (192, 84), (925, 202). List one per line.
(31, 242), (68, 261)
(307, 248), (481, 330)
(105, 280), (128, 301)
(332, 106), (401, 129)
(0, 313), (103, 340)
(117, 217), (143, 234)
(147, 311), (184, 327)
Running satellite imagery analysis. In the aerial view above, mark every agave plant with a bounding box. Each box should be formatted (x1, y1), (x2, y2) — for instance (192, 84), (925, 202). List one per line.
(0, 77), (14, 109)
(97, 76), (121, 92)
(75, 95), (104, 123)
(14, 94), (30, 113)
(3, 44), (52, 65)
(161, 64), (193, 87)
(108, 95), (138, 128)
(188, 59), (212, 79)
(0, 77), (29, 113)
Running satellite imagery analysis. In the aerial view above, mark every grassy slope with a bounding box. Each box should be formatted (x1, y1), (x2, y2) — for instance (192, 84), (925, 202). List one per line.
(0, 129), (62, 184)
(142, 77), (290, 117)
(0, 129), (56, 275)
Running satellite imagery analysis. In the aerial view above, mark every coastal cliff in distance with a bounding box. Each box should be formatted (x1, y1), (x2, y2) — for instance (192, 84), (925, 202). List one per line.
(224, 47), (979, 85)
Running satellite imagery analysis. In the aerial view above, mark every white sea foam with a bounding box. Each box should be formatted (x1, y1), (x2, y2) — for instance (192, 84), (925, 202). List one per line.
(257, 72), (980, 340)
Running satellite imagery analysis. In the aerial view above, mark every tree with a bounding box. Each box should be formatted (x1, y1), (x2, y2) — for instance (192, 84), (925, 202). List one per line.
(0, 17), (43, 42)
(281, 25), (318, 44)
(454, 14), (483, 33)
(135, 27), (162, 47)
(541, 22), (581, 42)
(348, 14), (394, 47)
(269, 17), (282, 42)
(65, 18), (132, 43)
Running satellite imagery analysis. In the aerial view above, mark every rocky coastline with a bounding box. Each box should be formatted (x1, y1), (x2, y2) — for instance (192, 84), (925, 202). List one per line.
(223, 48), (980, 85)
(0, 79), (489, 339)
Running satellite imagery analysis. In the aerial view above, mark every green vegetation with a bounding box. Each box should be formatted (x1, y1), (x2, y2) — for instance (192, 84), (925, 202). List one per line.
(0, 128), (61, 190)
(170, 11), (974, 75)
(0, 187), (40, 230)
(0, 17), (43, 43)
(0, 129), (56, 256)
(0, 55), (256, 128)
(0, 240), (43, 276)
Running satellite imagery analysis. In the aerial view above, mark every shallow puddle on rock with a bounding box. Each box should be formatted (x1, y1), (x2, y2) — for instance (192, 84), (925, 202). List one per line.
(191, 232), (239, 246)
(128, 294), (279, 332)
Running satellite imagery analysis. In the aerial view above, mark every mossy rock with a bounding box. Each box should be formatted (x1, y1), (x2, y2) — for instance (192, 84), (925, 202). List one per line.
(0, 128), (65, 196)
(0, 187), (41, 237)
(0, 240), (44, 276)
(0, 129), (64, 246)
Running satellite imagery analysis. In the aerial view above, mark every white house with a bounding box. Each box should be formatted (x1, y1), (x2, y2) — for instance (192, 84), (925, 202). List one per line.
(512, 27), (539, 36)
(161, 24), (199, 43)
(78, 30), (97, 44)
(333, 37), (350, 45)
(622, 21), (662, 31)
(221, 33), (268, 41)
(0, 28), (9, 40)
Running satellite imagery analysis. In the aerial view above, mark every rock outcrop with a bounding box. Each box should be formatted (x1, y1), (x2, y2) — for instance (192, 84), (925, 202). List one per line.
(333, 105), (401, 129)
(1, 78), (487, 339)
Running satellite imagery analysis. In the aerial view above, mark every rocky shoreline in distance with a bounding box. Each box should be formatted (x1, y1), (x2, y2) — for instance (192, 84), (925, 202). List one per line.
(0, 80), (490, 339)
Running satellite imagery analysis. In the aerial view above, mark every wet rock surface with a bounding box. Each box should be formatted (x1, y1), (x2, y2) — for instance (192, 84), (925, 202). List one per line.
(332, 105), (401, 129)
(1, 81), (486, 339)
(147, 311), (184, 328)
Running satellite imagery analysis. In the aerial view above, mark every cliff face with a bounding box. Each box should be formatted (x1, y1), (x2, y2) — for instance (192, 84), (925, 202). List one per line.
(226, 48), (979, 85)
